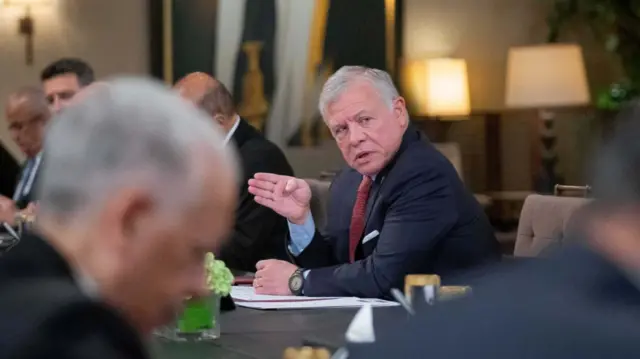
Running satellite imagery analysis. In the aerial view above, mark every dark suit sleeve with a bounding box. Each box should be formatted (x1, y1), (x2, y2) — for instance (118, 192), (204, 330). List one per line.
(218, 144), (294, 271)
(289, 230), (339, 268)
(303, 167), (459, 298)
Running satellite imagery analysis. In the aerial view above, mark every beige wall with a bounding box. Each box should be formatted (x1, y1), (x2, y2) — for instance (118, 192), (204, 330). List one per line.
(403, 0), (619, 191)
(0, 0), (149, 161)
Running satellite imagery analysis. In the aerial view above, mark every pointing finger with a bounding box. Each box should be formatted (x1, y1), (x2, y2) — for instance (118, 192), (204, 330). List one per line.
(248, 186), (274, 200)
(248, 179), (275, 191)
(254, 173), (290, 183)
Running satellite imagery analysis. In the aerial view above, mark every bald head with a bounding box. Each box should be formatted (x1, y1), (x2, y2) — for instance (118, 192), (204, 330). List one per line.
(174, 72), (236, 131)
(5, 87), (51, 157)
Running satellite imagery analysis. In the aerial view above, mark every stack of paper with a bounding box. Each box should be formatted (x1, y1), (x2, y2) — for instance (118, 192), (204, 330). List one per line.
(231, 286), (399, 310)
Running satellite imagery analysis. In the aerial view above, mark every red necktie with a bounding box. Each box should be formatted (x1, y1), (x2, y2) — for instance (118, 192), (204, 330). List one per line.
(349, 176), (373, 262)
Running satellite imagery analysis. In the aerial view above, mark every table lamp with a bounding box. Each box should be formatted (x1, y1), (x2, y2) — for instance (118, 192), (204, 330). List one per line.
(505, 43), (590, 193)
(402, 58), (471, 141)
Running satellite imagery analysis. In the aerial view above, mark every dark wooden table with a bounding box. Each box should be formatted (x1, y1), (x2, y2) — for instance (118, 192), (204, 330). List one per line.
(150, 307), (368, 359)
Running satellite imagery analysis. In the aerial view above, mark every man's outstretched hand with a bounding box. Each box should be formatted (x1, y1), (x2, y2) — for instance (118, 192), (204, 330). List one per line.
(248, 173), (312, 225)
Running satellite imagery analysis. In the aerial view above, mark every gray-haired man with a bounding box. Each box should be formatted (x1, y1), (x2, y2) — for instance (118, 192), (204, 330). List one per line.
(0, 78), (239, 359)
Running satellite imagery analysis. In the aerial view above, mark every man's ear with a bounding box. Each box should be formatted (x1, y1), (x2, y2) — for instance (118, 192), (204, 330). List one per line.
(393, 96), (408, 126)
(102, 188), (154, 243)
(122, 192), (155, 240)
(213, 114), (226, 126)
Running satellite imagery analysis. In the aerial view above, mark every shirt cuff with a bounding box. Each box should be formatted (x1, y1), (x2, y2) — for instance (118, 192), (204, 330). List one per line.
(302, 269), (310, 295)
(287, 212), (316, 256)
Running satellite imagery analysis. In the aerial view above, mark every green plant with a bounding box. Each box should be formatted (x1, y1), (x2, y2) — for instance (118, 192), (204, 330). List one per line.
(547, 0), (640, 109)
(205, 252), (234, 296)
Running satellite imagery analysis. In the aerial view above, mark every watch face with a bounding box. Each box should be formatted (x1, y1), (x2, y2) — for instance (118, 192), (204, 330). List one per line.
(290, 275), (303, 291)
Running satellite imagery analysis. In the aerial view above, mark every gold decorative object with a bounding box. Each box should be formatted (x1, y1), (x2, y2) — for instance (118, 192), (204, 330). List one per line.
(237, 41), (269, 132)
(404, 274), (471, 303)
(283, 346), (331, 359)
(384, 0), (397, 76)
(404, 274), (441, 301)
(438, 286), (472, 301)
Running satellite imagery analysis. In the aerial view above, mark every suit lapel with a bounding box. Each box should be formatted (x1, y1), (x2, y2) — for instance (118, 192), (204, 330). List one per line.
(363, 175), (385, 231)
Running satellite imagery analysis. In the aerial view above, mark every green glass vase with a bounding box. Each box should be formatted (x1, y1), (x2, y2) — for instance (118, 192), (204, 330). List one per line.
(155, 294), (221, 341)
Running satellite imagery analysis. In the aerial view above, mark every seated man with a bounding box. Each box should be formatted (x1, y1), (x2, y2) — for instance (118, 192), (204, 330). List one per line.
(0, 78), (239, 358)
(0, 87), (51, 224)
(174, 73), (295, 271)
(249, 66), (500, 298)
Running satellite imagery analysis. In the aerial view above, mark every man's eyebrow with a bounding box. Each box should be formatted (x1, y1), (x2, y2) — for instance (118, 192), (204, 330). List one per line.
(348, 110), (366, 121)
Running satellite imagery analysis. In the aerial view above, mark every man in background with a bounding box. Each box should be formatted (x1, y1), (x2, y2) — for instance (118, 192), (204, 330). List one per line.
(0, 87), (51, 223)
(41, 57), (95, 114)
(174, 72), (295, 272)
(0, 78), (239, 358)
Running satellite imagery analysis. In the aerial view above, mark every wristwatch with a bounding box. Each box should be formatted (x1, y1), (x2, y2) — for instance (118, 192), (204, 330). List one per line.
(288, 268), (305, 296)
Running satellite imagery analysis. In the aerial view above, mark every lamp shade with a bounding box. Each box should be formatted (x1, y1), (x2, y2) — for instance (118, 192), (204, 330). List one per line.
(505, 44), (590, 108)
(403, 58), (471, 118)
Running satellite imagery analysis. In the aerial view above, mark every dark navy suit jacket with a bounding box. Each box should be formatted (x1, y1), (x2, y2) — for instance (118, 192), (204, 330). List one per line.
(351, 243), (640, 358)
(292, 125), (500, 298)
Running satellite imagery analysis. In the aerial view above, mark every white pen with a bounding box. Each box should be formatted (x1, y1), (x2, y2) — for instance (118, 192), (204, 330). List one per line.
(2, 223), (19, 240)
(390, 288), (415, 315)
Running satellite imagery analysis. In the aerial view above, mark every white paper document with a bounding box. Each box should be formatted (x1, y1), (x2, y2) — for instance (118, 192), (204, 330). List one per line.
(231, 286), (399, 310)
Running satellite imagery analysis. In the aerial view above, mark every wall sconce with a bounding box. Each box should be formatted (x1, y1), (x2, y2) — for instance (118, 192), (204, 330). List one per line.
(2, 0), (53, 65)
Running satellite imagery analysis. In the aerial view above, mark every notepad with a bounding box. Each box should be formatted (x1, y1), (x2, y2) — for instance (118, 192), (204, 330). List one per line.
(230, 286), (399, 310)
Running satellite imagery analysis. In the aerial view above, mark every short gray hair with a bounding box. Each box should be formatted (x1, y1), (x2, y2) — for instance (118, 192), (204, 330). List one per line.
(37, 77), (239, 222)
(318, 66), (399, 119)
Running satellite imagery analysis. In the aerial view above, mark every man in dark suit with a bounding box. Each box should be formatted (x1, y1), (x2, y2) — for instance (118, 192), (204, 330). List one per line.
(0, 78), (239, 358)
(0, 87), (50, 225)
(174, 72), (295, 272)
(349, 104), (640, 358)
(248, 66), (499, 298)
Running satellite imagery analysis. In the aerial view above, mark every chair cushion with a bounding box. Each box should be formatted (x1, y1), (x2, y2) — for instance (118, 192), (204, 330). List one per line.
(514, 194), (590, 257)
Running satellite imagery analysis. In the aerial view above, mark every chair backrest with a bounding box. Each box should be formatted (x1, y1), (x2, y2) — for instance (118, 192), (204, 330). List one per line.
(554, 184), (592, 198)
(285, 143), (346, 178)
(514, 194), (590, 257)
(304, 178), (331, 232)
(433, 142), (463, 181)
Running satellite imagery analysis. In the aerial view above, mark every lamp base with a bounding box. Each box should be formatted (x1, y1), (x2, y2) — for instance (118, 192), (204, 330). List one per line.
(535, 109), (562, 194)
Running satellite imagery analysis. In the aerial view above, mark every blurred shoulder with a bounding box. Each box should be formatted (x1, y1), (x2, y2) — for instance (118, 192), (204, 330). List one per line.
(0, 279), (145, 359)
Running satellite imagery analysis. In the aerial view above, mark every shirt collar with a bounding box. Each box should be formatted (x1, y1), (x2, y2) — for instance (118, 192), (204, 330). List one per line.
(73, 268), (100, 299)
(224, 115), (241, 145)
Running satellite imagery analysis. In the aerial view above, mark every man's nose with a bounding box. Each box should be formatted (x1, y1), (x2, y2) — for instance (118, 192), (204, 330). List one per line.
(51, 98), (62, 114)
(348, 125), (366, 145)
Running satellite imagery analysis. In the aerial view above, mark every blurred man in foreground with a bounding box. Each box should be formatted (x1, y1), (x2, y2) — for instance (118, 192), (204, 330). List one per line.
(249, 66), (499, 298)
(0, 78), (239, 358)
(0, 87), (51, 224)
(351, 104), (640, 358)
(175, 72), (294, 271)
(41, 57), (95, 113)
